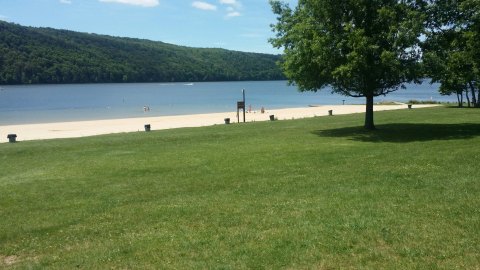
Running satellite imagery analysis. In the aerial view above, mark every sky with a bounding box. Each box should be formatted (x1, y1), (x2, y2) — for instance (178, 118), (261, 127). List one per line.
(0, 0), (297, 54)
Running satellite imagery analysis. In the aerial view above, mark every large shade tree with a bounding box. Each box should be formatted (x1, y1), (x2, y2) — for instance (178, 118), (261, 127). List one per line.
(270, 0), (424, 129)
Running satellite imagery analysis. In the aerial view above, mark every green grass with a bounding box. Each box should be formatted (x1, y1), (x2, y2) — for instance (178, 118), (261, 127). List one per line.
(1, 106), (479, 269)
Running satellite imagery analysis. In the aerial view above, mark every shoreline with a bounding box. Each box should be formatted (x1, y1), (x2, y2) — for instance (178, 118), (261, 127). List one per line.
(0, 104), (439, 143)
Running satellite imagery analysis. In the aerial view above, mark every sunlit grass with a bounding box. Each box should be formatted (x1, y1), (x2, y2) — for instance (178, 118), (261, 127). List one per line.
(1, 106), (479, 268)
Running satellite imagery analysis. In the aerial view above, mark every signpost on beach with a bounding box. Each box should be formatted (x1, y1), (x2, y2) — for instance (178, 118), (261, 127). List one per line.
(237, 89), (246, 123)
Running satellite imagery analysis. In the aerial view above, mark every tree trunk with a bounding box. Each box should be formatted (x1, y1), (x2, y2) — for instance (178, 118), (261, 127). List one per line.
(364, 94), (375, 130)
(474, 82), (480, 108)
(469, 82), (477, 106)
(466, 89), (471, 108)
(457, 92), (463, 107)
(477, 85), (480, 108)
(477, 88), (480, 108)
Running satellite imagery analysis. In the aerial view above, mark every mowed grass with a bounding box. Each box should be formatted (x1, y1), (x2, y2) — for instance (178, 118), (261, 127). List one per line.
(0, 106), (479, 269)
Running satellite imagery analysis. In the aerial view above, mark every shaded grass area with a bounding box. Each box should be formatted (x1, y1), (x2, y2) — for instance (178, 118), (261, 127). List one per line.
(317, 123), (480, 142)
(1, 107), (479, 269)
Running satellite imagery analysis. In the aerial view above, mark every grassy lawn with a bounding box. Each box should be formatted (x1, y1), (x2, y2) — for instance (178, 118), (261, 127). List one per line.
(1, 106), (479, 269)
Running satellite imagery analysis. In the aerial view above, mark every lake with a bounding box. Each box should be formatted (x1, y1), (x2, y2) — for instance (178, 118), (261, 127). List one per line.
(0, 80), (454, 125)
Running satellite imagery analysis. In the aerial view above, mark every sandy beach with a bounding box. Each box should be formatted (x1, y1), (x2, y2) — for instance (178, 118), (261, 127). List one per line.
(1, 104), (438, 143)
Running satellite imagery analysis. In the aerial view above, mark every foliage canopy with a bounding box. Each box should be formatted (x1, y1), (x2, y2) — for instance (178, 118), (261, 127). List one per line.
(422, 0), (480, 107)
(270, 0), (425, 129)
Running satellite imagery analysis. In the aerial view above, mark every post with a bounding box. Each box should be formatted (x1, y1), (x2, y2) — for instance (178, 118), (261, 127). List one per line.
(237, 101), (245, 123)
(236, 89), (246, 123)
(242, 89), (246, 123)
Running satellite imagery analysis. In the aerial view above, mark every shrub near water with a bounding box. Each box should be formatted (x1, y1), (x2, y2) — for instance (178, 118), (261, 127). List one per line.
(0, 107), (479, 269)
(408, 99), (449, 104)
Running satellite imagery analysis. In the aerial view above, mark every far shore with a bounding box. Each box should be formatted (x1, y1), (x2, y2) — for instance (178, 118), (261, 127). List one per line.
(1, 104), (439, 143)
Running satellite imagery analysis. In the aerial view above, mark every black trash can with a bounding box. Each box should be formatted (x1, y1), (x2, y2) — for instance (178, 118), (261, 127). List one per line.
(144, 124), (151, 132)
(224, 118), (230, 124)
(269, 115), (275, 121)
(7, 134), (17, 143)
(328, 110), (333, 116)
(408, 104), (412, 109)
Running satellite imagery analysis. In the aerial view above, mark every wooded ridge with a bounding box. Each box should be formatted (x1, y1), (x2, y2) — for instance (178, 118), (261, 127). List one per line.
(0, 21), (285, 84)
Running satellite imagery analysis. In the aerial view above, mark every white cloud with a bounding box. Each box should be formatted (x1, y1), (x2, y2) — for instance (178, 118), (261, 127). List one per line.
(219, 0), (241, 8)
(219, 0), (241, 18)
(191, 0), (241, 17)
(99, 0), (159, 7)
(0, 15), (8, 21)
(192, 1), (217, 11)
(60, 0), (72, 4)
(226, 11), (241, 17)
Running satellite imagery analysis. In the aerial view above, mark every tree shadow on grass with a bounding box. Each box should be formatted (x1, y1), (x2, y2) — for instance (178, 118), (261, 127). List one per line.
(313, 123), (480, 143)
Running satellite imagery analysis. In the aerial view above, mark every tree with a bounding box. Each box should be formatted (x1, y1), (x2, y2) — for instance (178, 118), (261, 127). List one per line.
(269, 0), (424, 129)
(423, 0), (480, 108)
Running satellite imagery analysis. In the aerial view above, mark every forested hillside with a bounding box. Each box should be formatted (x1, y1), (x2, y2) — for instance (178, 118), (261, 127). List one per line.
(0, 21), (285, 84)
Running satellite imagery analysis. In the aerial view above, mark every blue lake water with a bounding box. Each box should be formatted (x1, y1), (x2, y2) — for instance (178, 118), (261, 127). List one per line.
(0, 80), (455, 125)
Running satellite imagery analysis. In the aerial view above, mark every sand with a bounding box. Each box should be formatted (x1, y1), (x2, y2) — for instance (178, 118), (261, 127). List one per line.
(0, 104), (438, 143)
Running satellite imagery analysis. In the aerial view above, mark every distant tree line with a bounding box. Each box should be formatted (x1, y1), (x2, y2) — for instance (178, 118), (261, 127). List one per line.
(0, 21), (285, 85)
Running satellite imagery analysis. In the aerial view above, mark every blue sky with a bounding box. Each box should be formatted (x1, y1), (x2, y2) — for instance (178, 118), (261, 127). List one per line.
(0, 0), (297, 54)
